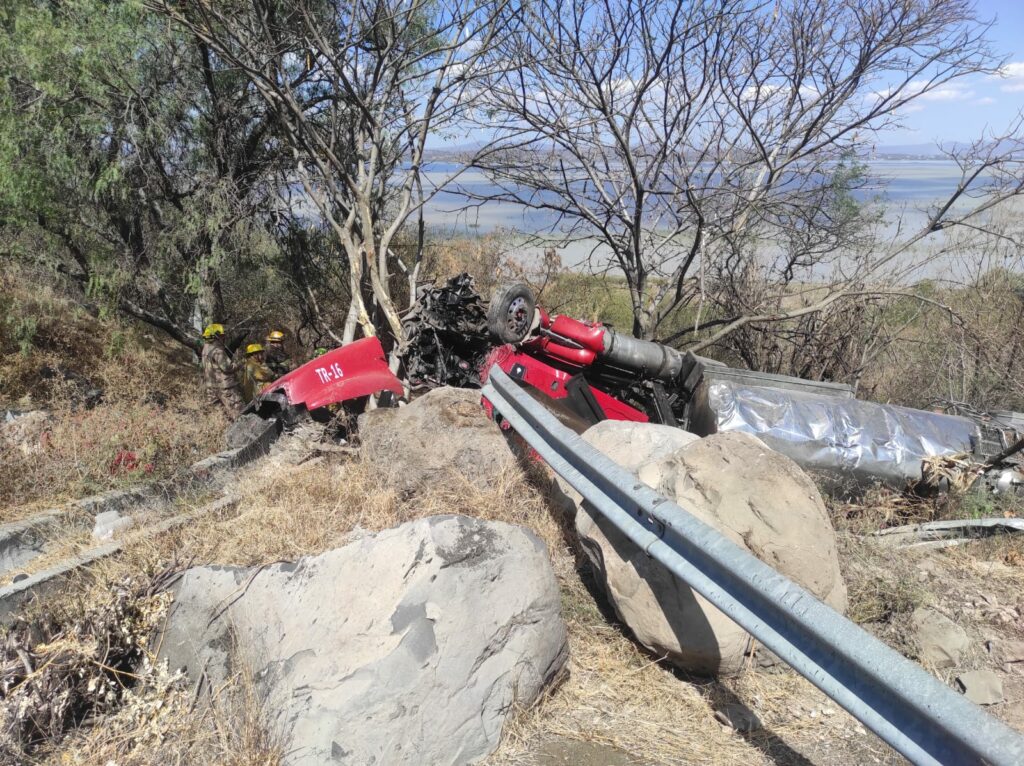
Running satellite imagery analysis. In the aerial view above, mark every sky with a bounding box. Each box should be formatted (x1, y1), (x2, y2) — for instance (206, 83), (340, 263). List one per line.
(879, 0), (1024, 147)
(424, 0), (1024, 153)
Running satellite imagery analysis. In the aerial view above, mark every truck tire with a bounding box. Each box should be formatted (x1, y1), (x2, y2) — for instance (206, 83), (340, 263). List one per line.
(487, 283), (536, 343)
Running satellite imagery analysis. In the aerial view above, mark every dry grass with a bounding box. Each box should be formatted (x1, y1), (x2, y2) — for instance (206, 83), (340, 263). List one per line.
(0, 272), (224, 515)
(37, 653), (283, 766)
(0, 568), (279, 766)
(20, 453), (757, 765)
(11, 417), (1019, 765)
(20, 450), (920, 766)
(838, 532), (928, 650)
(128, 452), (913, 765)
(0, 398), (224, 519)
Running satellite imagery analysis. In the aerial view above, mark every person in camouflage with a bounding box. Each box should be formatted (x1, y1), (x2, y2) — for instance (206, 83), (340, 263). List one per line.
(264, 329), (292, 378)
(241, 343), (275, 402)
(201, 324), (244, 417)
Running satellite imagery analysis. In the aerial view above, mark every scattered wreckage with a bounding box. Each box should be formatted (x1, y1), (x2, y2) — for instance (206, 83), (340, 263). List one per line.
(244, 274), (1024, 497)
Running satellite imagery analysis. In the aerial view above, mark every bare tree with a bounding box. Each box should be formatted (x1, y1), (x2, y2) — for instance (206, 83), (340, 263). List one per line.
(150, 0), (512, 347)
(470, 0), (1024, 352)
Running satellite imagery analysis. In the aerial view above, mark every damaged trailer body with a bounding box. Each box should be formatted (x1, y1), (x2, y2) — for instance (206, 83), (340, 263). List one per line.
(680, 363), (979, 491)
(245, 336), (404, 422)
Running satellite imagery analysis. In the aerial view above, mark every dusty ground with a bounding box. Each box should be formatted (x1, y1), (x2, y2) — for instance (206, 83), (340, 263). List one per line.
(4, 430), (1023, 765)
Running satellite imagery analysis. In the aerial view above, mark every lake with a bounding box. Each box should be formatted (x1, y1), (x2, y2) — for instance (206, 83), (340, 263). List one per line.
(416, 160), (1002, 278)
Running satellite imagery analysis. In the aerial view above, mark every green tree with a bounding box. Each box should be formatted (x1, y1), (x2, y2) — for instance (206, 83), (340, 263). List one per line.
(151, 0), (512, 350)
(0, 0), (287, 350)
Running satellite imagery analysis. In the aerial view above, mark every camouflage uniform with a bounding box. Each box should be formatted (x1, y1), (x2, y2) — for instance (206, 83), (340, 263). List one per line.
(201, 340), (244, 417)
(264, 342), (291, 378)
(242, 356), (275, 403)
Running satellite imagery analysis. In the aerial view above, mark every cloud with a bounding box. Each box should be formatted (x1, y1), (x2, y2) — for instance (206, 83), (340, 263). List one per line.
(738, 82), (819, 105)
(974, 96), (996, 106)
(868, 79), (974, 107)
(905, 79), (974, 102)
(991, 62), (1024, 93)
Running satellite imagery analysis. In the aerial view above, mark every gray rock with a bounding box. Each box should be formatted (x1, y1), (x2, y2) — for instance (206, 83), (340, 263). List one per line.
(988, 639), (1024, 669)
(560, 424), (847, 677)
(911, 608), (969, 669)
(92, 510), (134, 541)
(956, 669), (1004, 705)
(0, 410), (50, 456)
(714, 702), (763, 733)
(359, 387), (516, 491)
(159, 515), (568, 766)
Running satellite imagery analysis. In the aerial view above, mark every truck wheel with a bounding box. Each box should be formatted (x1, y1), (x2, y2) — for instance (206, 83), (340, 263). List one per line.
(488, 283), (536, 343)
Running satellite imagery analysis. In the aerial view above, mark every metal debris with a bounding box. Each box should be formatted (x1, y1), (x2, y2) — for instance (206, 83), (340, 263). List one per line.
(400, 274), (493, 390)
(873, 517), (1024, 549)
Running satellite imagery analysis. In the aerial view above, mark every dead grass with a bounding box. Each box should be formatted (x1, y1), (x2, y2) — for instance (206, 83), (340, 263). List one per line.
(15, 437), (1022, 765)
(37, 653), (283, 766)
(22, 452), (916, 766)
(0, 399), (224, 519)
(0, 267), (223, 515)
(838, 532), (929, 659)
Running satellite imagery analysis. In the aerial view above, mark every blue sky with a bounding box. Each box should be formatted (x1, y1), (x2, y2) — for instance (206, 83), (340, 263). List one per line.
(426, 0), (1024, 152)
(881, 0), (1024, 147)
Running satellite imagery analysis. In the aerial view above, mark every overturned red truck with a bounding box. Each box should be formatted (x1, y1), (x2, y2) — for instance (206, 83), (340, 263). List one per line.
(246, 274), (1024, 496)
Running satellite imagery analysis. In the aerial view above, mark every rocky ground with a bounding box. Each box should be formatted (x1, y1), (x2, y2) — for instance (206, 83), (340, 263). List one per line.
(1, 387), (1022, 765)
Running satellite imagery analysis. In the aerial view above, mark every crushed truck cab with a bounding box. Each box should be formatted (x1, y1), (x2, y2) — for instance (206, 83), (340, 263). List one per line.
(245, 336), (404, 420)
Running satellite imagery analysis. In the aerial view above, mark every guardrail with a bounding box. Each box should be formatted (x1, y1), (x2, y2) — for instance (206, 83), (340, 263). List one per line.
(482, 366), (1024, 766)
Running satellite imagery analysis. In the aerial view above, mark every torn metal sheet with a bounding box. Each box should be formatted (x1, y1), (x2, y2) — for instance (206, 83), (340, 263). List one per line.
(688, 380), (980, 491)
(873, 517), (1024, 549)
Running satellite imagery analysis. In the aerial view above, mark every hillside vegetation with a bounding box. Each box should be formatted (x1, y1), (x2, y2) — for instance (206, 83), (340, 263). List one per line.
(0, 268), (223, 513)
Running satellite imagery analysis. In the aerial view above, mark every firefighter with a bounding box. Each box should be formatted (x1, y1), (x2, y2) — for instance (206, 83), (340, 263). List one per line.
(264, 329), (292, 377)
(242, 343), (275, 402)
(201, 323), (244, 417)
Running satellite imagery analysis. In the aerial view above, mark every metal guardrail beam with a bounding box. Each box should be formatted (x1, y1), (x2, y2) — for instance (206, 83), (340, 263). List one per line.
(482, 366), (1024, 766)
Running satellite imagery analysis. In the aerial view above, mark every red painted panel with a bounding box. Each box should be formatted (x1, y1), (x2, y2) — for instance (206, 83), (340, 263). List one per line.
(590, 387), (649, 422)
(549, 315), (606, 353)
(536, 337), (598, 367)
(263, 337), (404, 411)
(480, 347), (648, 424)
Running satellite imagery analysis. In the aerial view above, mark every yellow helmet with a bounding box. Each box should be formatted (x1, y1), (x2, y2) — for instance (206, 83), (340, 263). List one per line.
(203, 323), (225, 339)
(267, 330), (285, 343)
(246, 343), (265, 355)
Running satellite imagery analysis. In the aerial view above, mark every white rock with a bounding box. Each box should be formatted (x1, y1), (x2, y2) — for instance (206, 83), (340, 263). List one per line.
(560, 424), (847, 677)
(91, 510), (134, 541)
(159, 515), (568, 766)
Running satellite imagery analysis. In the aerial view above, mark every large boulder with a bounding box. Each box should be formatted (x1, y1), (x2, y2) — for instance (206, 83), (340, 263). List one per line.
(159, 515), (568, 766)
(358, 387), (516, 491)
(566, 422), (847, 676)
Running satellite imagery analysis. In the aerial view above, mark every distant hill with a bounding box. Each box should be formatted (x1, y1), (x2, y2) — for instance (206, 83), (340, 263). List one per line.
(872, 143), (946, 159)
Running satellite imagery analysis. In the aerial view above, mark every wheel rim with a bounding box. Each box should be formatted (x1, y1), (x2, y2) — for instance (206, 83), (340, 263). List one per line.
(505, 296), (530, 337)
